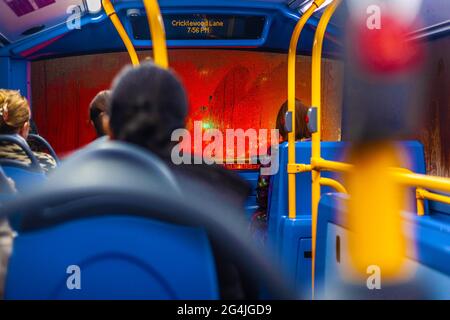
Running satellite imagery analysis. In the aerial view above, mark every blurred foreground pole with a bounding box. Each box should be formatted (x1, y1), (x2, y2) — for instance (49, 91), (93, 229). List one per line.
(342, 0), (425, 283)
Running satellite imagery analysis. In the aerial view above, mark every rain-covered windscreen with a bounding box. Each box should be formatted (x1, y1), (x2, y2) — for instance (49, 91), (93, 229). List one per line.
(31, 50), (343, 167)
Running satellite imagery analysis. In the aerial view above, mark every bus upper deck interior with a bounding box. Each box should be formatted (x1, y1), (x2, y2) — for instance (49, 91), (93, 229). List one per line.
(0, 0), (449, 300)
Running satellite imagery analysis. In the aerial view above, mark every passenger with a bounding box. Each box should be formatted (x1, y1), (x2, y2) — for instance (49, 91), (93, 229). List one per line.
(108, 62), (254, 299)
(89, 90), (111, 138)
(108, 62), (251, 208)
(0, 89), (56, 172)
(251, 99), (311, 240)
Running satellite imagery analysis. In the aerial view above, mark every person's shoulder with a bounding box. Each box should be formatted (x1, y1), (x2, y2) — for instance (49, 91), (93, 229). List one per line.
(201, 162), (252, 195)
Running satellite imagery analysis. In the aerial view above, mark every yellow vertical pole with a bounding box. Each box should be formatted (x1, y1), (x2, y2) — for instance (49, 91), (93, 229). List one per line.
(102, 0), (140, 66)
(310, 0), (341, 298)
(288, 0), (326, 220)
(142, 0), (169, 69)
(416, 188), (426, 216)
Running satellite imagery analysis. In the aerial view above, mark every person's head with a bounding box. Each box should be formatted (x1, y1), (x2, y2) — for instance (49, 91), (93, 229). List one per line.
(109, 62), (188, 156)
(0, 89), (31, 139)
(89, 90), (111, 137)
(276, 99), (311, 142)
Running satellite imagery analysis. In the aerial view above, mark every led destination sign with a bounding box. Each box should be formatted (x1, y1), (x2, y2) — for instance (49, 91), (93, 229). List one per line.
(130, 14), (266, 40)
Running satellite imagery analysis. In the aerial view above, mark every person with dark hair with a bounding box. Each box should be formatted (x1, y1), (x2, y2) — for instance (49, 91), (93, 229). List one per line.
(108, 63), (255, 299)
(108, 62), (251, 208)
(275, 99), (311, 142)
(89, 90), (111, 137)
(251, 99), (311, 241)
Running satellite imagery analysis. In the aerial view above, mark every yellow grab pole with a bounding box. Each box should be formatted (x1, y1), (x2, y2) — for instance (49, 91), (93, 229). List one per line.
(310, 0), (341, 299)
(143, 0), (169, 69)
(102, 0), (140, 66)
(313, 158), (353, 173)
(287, 0), (326, 220)
(416, 188), (426, 216)
(393, 171), (450, 193)
(417, 188), (450, 204)
(319, 177), (348, 193)
(416, 188), (450, 217)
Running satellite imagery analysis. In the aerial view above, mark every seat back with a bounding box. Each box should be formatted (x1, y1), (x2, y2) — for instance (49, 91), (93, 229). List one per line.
(3, 141), (293, 299)
(268, 140), (427, 243)
(429, 192), (450, 215)
(27, 134), (60, 164)
(43, 139), (180, 194)
(315, 193), (450, 299)
(0, 166), (14, 194)
(268, 141), (348, 243)
(313, 142), (442, 299)
(0, 134), (46, 193)
(4, 141), (216, 299)
(6, 215), (218, 299)
(237, 169), (259, 219)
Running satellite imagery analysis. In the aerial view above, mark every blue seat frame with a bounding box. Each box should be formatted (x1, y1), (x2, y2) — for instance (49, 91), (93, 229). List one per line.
(267, 140), (427, 298)
(315, 193), (450, 299)
(6, 215), (219, 300)
(0, 134), (47, 193)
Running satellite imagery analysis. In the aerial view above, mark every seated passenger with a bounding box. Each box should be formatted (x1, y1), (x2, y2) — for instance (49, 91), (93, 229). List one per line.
(0, 89), (56, 172)
(107, 62), (251, 208)
(107, 63), (253, 299)
(89, 90), (111, 138)
(251, 99), (311, 239)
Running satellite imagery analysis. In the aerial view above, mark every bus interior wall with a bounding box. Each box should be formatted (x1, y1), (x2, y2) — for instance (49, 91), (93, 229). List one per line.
(420, 37), (450, 177)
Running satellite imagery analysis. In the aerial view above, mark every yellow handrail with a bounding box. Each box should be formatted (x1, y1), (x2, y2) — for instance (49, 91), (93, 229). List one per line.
(287, 163), (312, 174)
(310, 0), (341, 299)
(288, 0), (326, 220)
(142, 0), (169, 69)
(416, 188), (450, 216)
(102, 0), (140, 66)
(391, 169), (450, 216)
(392, 171), (450, 193)
(320, 177), (347, 193)
(312, 158), (352, 173)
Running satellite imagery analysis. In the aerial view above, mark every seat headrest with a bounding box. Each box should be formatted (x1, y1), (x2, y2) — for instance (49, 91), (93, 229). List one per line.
(45, 140), (180, 196)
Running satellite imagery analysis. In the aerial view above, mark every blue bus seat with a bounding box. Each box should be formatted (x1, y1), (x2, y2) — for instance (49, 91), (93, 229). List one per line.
(1, 166), (46, 193)
(315, 193), (450, 299)
(0, 166), (18, 227)
(237, 169), (260, 219)
(27, 133), (60, 165)
(268, 141), (348, 246)
(428, 191), (450, 216)
(0, 134), (47, 193)
(41, 139), (180, 195)
(6, 215), (219, 299)
(0, 166), (14, 194)
(269, 140), (427, 298)
(3, 140), (294, 299)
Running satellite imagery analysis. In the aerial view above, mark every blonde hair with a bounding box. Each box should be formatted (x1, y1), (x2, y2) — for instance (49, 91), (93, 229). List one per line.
(0, 89), (30, 134)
